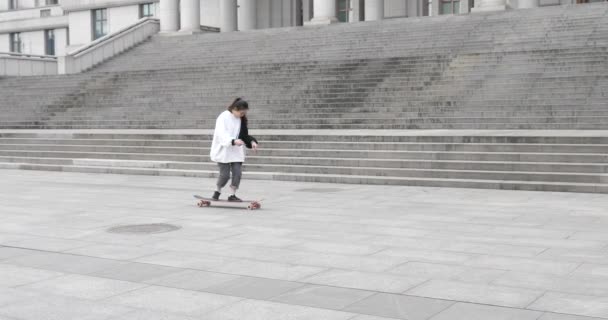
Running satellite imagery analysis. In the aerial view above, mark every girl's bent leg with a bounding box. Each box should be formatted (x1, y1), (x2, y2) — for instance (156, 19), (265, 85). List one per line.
(216, 163), (231, 191)
(229, 162), (243, 191)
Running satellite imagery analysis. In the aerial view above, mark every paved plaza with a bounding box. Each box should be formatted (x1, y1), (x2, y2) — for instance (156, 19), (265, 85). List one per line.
(1, 169), (608, 320)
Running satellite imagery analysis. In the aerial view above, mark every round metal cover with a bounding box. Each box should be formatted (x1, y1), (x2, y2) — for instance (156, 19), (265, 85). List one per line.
(107, 223), (181, 235)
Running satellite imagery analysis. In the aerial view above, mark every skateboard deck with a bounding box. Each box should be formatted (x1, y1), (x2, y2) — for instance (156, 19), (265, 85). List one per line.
(193, 195), (262, 210)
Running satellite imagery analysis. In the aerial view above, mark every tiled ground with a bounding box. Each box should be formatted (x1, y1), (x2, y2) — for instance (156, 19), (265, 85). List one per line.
(1, 169), (607, 320)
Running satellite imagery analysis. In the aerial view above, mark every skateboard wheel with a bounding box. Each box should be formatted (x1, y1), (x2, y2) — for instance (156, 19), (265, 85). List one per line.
(249, 202), (261, 210)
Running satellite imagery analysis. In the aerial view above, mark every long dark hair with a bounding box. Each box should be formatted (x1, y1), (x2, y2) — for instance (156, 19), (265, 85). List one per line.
(228, 97), (249, 126)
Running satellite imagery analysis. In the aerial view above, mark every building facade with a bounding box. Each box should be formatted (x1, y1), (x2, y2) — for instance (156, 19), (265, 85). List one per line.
(0, 0), (604, 57)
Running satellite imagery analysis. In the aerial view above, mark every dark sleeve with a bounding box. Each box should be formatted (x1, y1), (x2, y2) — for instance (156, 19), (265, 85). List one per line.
(239, 121), (257, 149)
(243, 135), (257, 149)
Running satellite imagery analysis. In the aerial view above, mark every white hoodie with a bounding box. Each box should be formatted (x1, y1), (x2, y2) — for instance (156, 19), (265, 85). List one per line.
(210, 110), (245, 163)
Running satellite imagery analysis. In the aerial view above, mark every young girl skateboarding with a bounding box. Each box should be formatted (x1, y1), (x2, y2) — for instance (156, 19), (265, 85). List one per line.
(209, 98), (258, 202)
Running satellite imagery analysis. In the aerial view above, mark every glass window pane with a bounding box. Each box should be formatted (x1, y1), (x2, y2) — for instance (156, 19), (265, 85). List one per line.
(454, 1), (461, 13)
(441, 2), (453, 14)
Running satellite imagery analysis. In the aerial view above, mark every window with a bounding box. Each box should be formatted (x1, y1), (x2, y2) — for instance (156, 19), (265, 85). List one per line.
(36, 0), (57, 7)
(40, 9), (51, 17)
(139, 3), (155, 18)
(10, 33), (22, 53)
(337, 0), (350, 22)
(45, 29), (55, 55)
(92, 8), (108, 40)
(441, 0), (460, 14)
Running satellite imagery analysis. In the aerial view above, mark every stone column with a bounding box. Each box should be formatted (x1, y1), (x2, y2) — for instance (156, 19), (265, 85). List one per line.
(239, 0), (257, 30)
(350, 0), (361, 22)
(459, 0), (471, 13)
(471, 0), (507, 12)
(179, 0), (200, 33)
(159, 0), (179, 32)
(305, 0), (338, 25)
(365, 0), (384, 21)
(431, 0), (440, 16)
(221, 0), (238, 32)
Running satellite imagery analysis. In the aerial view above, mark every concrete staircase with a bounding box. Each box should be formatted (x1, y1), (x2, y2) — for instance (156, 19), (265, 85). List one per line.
(1, 3), (607, 192)
(1, 3), (608, 130)
(0, 130), (607, 193)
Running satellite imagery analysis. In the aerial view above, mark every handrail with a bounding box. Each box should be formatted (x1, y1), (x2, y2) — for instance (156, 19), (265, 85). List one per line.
(59, 17), (160, 74)
(68, 17), (159, 57)
(0, 52), (57, 60)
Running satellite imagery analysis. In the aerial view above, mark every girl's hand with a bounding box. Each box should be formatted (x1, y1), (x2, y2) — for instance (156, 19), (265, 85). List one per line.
(252, 142), (259, 152)
(234, 139), (245, 146)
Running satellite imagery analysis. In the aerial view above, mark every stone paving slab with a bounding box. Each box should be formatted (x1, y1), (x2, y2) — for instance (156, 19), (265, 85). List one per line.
(204, 299), (356, 320)
(539, 313), (608, 320)
(0, 264), (64, 287)
(427, 302), (543, 320)
(204, 276), (305, 300)
(529, 293), (608, 318)
(143, 269), (240, 292)
(88, 262), (184, 282)
(271, 284), (374, 310)
(343, 293), (454, 320)
(406, 280), (544, 308)
(0, 291), (133, 320)
(1, 169), (608, 319)
(103, 286), (242, 317)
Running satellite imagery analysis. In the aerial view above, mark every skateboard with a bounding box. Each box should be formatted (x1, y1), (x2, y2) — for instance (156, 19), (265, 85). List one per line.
(193, 195), (262, 210)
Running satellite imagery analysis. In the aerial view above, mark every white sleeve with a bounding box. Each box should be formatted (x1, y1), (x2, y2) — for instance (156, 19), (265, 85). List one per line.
(215, 113), (235, 147)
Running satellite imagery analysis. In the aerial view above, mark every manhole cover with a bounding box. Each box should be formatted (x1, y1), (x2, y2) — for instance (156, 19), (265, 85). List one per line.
(295, 188), (344, 193)
(107, 223), (181, 235)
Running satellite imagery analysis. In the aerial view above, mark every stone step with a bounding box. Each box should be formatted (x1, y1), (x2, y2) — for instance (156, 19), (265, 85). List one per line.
(1, 155), (605, 174)
(4, 124), (608, 130)
(6, 110), (608, 123)
(2, 117), (607, 128)
(0, 148), (605, 164)
(1, 138), (607, 153)
(1, 162), (606, 193)
(5, 107), (608, 118)
(2, 142), (608, 157)
(3, 131), (607, 144)
(1, 155), (607, 184)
